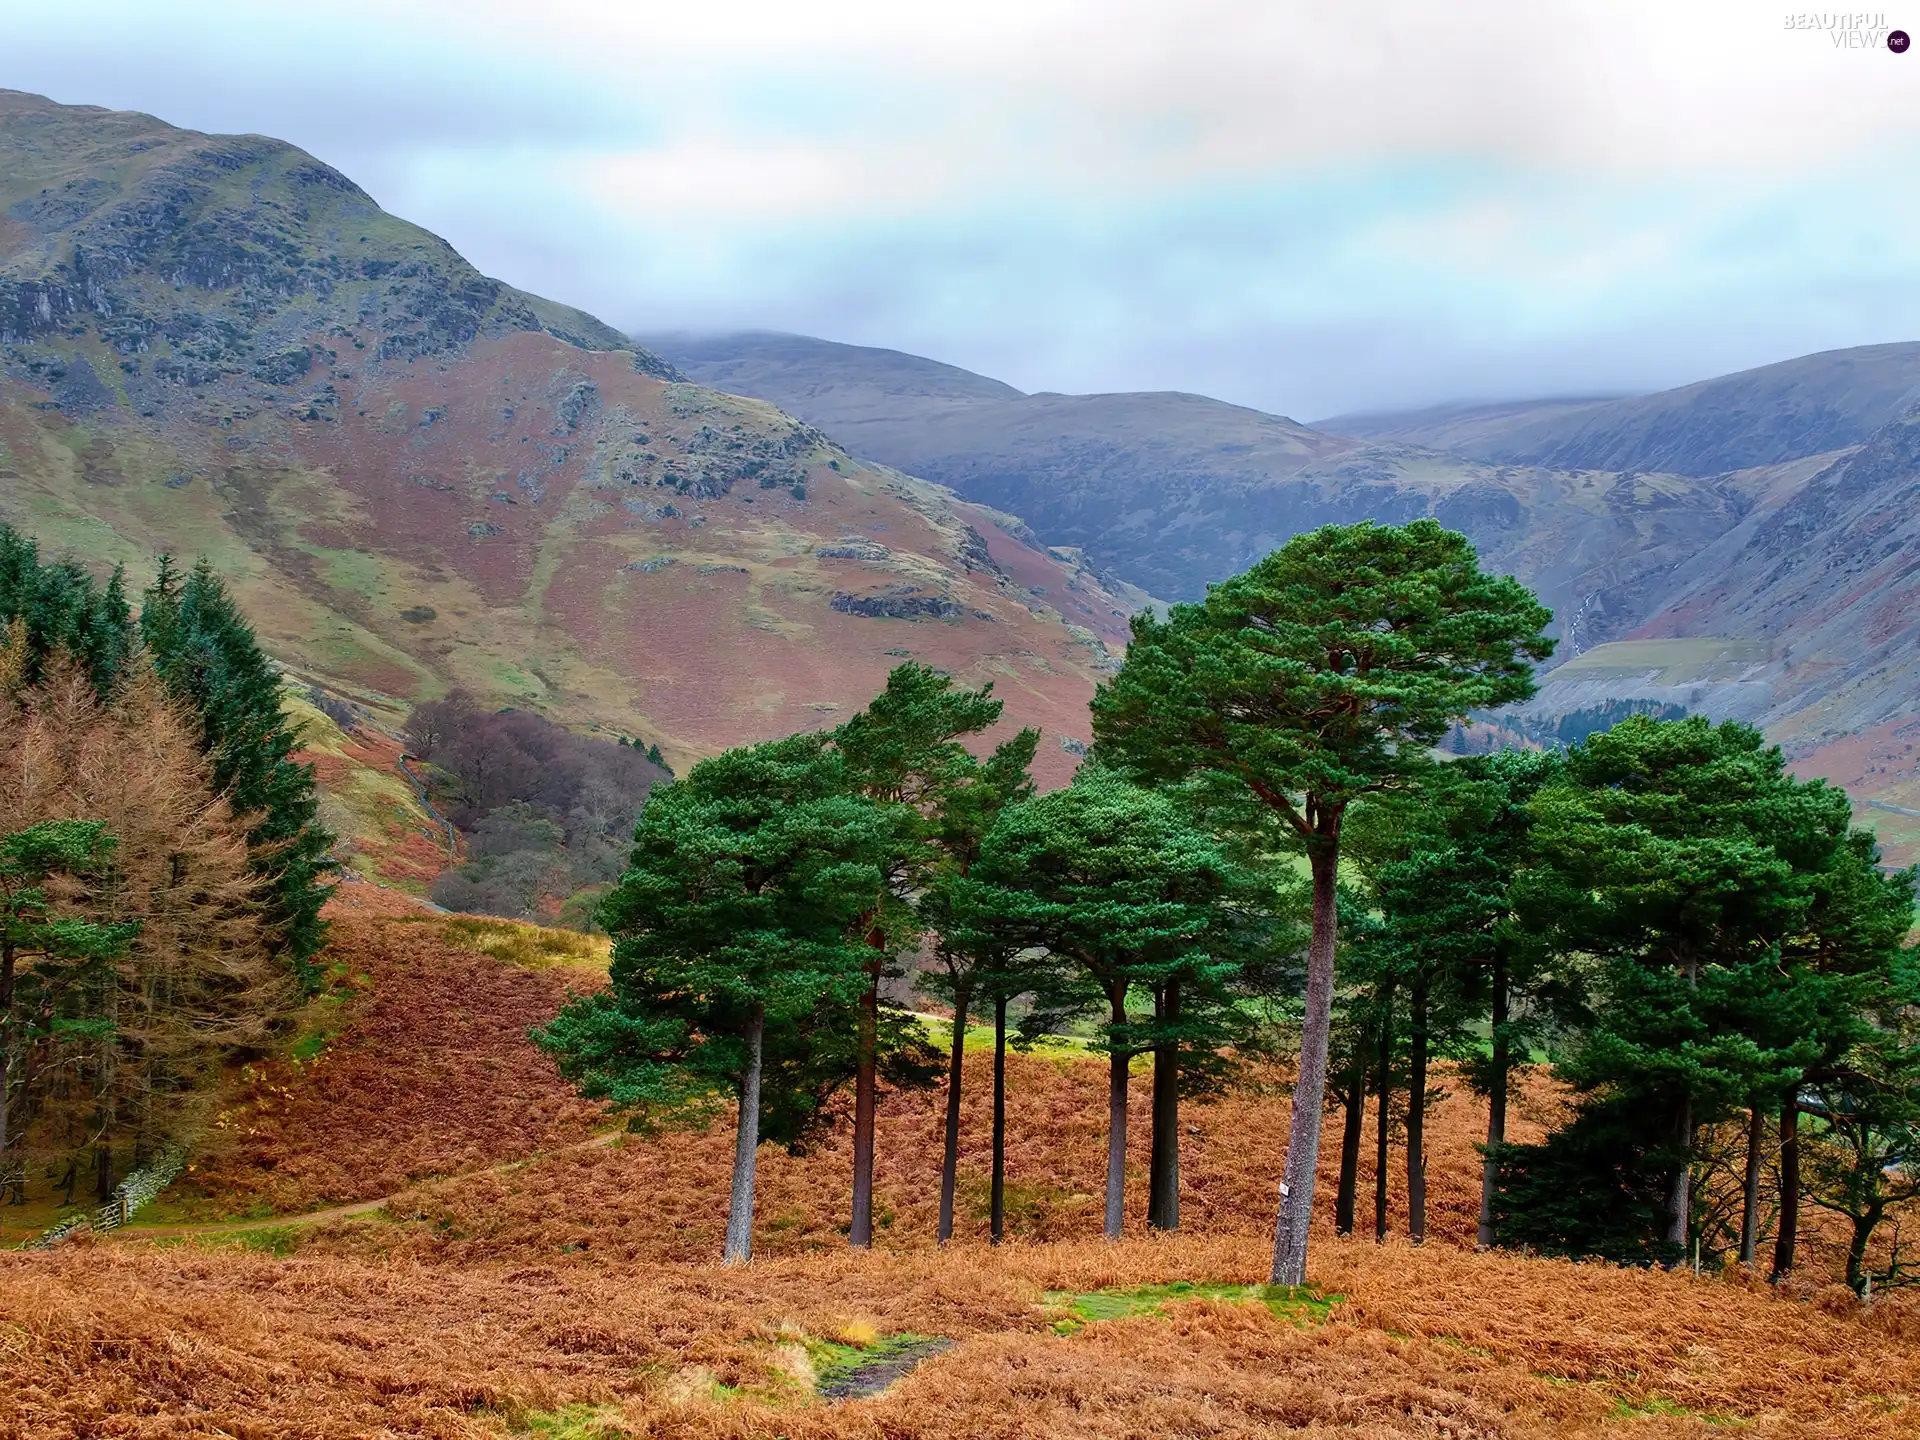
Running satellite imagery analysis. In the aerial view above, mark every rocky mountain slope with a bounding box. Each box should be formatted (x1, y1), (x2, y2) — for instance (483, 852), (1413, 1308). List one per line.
(1457, 344), (1920, 476)
(1308, 396), (1626, 452)
(0, 92), (1133, 795)
(647, 332), (1755, 658)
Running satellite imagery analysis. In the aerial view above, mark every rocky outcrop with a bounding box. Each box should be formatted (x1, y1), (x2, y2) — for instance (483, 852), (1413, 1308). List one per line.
(831, 589), (962, 620)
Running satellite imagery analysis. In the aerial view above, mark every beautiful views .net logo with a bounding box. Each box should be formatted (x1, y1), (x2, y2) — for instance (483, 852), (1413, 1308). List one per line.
(1782, 12), (1911, 47)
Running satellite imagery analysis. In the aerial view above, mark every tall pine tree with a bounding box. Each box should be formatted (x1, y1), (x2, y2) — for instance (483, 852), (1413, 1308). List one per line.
(141, 559), (334, 979)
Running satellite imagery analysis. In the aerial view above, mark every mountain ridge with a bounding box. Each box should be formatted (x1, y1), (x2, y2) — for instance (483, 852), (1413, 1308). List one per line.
(0, 92), (1132, 805)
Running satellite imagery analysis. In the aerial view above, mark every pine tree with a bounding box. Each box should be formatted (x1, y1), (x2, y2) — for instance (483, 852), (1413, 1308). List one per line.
(959, 767), (1253, 1238)
(914, 724), (1040, 1244)
(832, 663), (1010, 1248)
(0, 523), (134, 696)
(533, 733), (903, 1262)
(1092, 520), (1553, 1282)
(0, 820), (139, 1201)
(1341, 749), (1562, 1243)
(1499, 715), (1898, 1264)
(141, 559), (334, 979)
(1802, 956), (1920, 1294)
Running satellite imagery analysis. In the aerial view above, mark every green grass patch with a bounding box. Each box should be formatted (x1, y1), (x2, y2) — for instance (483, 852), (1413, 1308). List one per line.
(1045, 1281), (1340, 1334)
(1609, 1394), (1697, 1420)
(427, 915), (611, 971)
(506, 1403), (627, 1437)
(151, 1225), (305, 1258)
(912, 1013), (1097, 1061)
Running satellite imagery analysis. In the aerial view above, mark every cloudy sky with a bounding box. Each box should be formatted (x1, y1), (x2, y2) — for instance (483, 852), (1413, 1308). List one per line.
(5, 2), (1917, 418)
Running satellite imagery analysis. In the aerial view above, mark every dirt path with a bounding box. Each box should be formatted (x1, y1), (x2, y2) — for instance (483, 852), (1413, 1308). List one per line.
(113, 1130), (623, 1241)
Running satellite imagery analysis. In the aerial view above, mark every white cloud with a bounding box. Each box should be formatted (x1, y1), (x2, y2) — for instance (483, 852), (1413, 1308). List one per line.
(4, 0), (1916, 414)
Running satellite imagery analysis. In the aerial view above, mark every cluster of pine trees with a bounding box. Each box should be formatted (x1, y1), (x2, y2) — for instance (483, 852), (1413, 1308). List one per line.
(543, 518), (1917, 1291)
(0, 525), (333, 1207)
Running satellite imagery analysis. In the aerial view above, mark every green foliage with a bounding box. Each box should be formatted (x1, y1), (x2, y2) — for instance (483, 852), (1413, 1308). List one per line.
(1092, 518), (1555, 846)
(1802, 957), (1920, 1293)
(1046, 1282), (1339, 1332)
(1493, 1095), (1685, 1265)
(141, 558), (334, 978)
(0, 523), (134, 696)
(959, 766), (1261, 1066)
(1498, 714), (1913, 1260)
(1, 821), (141, 1182)
(0, 821), (141, 979)
(534, 733), (907, 1146)
(1343, 749), (1566, 1074)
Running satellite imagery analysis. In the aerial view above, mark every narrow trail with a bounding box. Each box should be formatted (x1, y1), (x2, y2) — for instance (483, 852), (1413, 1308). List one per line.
(112, 1130), (624, 1241)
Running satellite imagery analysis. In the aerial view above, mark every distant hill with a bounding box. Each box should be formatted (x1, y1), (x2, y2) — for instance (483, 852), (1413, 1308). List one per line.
(645, 332), (1750, 649)
(1310, 396), (1626, 451)
(1455, 343), (1920, 476)
(0, 92), (1132, 797)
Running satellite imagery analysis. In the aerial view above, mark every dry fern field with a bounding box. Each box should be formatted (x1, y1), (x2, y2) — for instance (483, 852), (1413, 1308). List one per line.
(4, 900), (1915, 1439)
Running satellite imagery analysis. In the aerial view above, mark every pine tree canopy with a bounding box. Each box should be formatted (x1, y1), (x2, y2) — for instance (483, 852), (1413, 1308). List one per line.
(140, 558), (334, 976)
(0, 524), (133, 696)
(959, 766), (1257, 1062)
(536, 733), (919, 1144)
(1091, 519), (1555, 843)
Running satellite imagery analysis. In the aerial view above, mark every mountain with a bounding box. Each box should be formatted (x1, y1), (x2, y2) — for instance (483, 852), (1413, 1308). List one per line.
(1308, 396), (1627, 451)
(0, 92), (1134, 800)
(1448, 343), (1920, 476)
(645, 332), (1756, 651)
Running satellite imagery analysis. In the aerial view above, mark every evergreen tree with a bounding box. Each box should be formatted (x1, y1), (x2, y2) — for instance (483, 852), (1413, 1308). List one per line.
(1802, 955), (1920, 1294)
(960, 767), (1253, 1238)
(1341, 750), (1563, 1243)
(141, 559), (334, 979)
(0, 821), (140, 1201)
(1500, 716), (1889, 1263)
(0, 524), (134, 696)
(913, 723), (1040, 1244)
(832, 664), (1011, 1248)
(532, 733), (903, 1263)
(1092, 519), (1553, 1282)
(1766, 823), (1916, 1275)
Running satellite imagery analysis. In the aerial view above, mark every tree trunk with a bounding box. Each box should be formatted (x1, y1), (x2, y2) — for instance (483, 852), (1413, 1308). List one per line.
(849, 956), (880, 1249)
(1772, 1094), (1800, 1279)
(723, 1007), (765, 1264)
(991, 993), (1008, 1245)
(1271, 840), (1341, 1286)
(1104, 983), (1129, 1240)
(1406, 975), (1429, 1245)
(1666, 956), (1698, 1256)
(1335, 1054), (1366, 1236)
(1740, 1101), (1765, 1266)
(1476, 955), (1509, 1250)
(0, 941), (15, 1204)
(1373, 1013), (1392, 1242)
(1665, 1094), (1693, 1252)
(1148, 978), (1181, 1232)
(936, 984), (971, 1246)
(1847, 1204), (1882, 1297)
